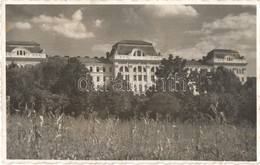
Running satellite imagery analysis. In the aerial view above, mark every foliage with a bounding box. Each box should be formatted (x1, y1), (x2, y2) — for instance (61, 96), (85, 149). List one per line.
(7, 115), (256, 160)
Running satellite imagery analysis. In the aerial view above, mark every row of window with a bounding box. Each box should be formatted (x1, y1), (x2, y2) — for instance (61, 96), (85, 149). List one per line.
(94, 75), (156, 82)
(229, 68), (245, 74)
(119, 66), (158, 73)
(89, 66), (112, 73)
(16, 50), (26, 56)
(226, 57), (233, 61)
(133, 50), (145, 57)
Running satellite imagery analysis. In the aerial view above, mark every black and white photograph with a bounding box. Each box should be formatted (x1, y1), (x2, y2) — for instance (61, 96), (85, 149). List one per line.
(2, 0), (258, 163)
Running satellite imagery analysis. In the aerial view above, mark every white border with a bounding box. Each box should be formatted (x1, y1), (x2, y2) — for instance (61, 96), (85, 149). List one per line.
(1, 0), (259, 164)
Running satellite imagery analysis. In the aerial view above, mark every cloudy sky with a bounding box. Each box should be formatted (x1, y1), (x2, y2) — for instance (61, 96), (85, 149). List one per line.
(6, 5), (256, 76)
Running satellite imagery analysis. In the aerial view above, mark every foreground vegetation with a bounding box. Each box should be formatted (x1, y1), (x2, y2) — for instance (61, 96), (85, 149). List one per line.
(6, 55), (256, 160)
(7, 114), (256, 160)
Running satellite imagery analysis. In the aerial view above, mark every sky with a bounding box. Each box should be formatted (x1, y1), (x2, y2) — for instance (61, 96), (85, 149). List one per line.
(6, 5), (256, 76)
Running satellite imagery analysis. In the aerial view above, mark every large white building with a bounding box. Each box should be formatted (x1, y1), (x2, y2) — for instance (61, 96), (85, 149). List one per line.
(6, 41), (47, 67)
(6, 40), (248, 93)
(80, 40), (248, 94)
(80, 40), (162, 93)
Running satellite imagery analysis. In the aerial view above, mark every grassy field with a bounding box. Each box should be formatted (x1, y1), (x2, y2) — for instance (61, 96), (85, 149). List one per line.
(7, 114), (256, 161)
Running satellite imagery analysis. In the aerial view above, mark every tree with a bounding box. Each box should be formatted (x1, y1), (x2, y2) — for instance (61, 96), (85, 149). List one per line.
(91, 73), (135, 120)
(146, 92), (181, 121)
(238, 77), (256, 124)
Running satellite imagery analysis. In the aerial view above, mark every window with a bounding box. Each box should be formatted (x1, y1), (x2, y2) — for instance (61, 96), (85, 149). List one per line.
(151, 67), (155, 72)
(89, 67), (93, 72)
(103, 76), (106, 82)
(143, 67), (146, 72)
(125, 75), (129, 81)
(97, 76), (100, 82)
(20, 50), (23, 55)
(133, 67), (137, 72)
(119, 66), (123, 72)
(125, 66), (129, 72)
(133, 50), (144, 57)
(138, 75), (142, 81)
(96, 67), (100, 72)
(134, 75), (137, 81)
(109, 67), (112, 72)
(103, 67), (106, 72)
(144, 75), (147, 81)
(151, 75), (155, 82)
(134, 85), (137, 91)
(139, 85), (142, 92)
(138, 66), (142, 72)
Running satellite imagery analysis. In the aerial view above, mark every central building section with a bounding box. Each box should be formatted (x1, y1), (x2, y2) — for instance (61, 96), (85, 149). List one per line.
(109, 40), (162, 94)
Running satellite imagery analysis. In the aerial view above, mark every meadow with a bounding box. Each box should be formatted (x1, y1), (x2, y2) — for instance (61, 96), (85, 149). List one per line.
(7, 114), (256, 161)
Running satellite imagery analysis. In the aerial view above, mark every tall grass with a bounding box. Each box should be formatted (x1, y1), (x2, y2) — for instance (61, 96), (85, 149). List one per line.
(7, 114), (256, 160)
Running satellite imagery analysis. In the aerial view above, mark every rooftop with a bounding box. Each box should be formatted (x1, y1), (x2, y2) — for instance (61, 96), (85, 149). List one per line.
(207, 49), (242, 59)
(110, 40), (157, 56)
(116, 40), (152, 46)
(79, 57), (111, 64)
(6, 41), (41, 46)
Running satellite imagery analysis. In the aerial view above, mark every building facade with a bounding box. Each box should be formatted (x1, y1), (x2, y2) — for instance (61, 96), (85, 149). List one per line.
(6, 41), (47, 67)
(6, 40), (248, 93)
(82, 41), (248, 94)
(81, 40), (163, 94)
(203, 49), (248, 83)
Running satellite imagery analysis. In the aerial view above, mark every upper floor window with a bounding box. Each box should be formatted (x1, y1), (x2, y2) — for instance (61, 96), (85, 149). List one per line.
(17, 50), (26, 55)
(151, 67), (155, 72)
(133, 67), (137, 72)
(226, 57), (233, 61)
(133, 50), (145, 57)
(119, 66), (124, 72)
(138, 66), (142, 72)
(89, 66), (93, 72)
(103, 67), (106, 72)
(96, 67), (100, 72)
(125, 66), (129, 72)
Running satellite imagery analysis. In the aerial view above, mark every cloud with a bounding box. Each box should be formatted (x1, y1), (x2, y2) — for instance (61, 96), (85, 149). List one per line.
(31, 9), (94, 39)
(92, 44), (111, 54)
(170, 13), (256, 64)
(143, 5), (198, 17)
(13, 22), (32, 29)
(93, 19), (104, 28)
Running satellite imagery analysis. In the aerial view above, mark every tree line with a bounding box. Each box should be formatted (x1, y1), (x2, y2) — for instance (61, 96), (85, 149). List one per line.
(6, 55), (256, 124)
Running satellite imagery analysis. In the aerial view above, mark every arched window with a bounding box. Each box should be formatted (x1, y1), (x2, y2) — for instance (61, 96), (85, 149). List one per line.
(119, 66), (124, 72)
(96, 67), (100, 72)
(151, 67), (155, 72)
(89, 66), (93, 72)
(133, 50), (145, 57)
(138, 66), (142, 72)
(125, 66), (129, 72)
(133, 67), (137, 72)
